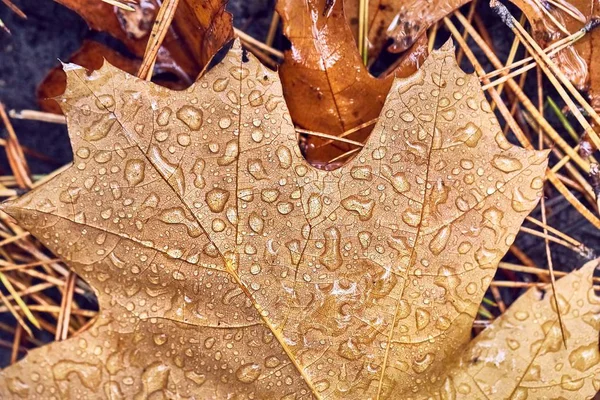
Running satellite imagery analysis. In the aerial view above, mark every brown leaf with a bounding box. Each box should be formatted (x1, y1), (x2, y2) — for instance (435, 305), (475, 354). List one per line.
(443, 259), (600, 398)
(38, 41), (141, 114)
(512, 0), (600, 108)
(277, 0), (427, 166)
(344, 0), (468, 56)
(0, 41), (551, 398)
(55, 0), (233, 82)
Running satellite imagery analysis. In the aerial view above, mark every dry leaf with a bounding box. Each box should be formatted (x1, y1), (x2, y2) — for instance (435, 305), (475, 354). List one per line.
(0, 41), (551, 398)
(443, 259), (600, 399)
(277, 0), (427, 166)
(53, 0), (233, 88)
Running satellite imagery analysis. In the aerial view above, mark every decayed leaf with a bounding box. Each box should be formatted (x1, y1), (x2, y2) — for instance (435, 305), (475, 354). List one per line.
(512, 0), (600, 108)
(277, 0), (427, 166)
(344, 0), (468, 57)
(444, 259), (600, 399)
(0, 41), (549, 398)
(52, 0), (233, 89)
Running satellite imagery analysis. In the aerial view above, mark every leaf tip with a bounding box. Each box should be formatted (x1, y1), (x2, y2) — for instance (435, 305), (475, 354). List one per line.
(60, 60), (85, 73)
(438, 38), (455, 53)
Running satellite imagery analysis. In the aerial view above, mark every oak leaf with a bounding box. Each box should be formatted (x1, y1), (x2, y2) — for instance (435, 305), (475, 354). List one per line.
(443, 259), (600, 399)
(277, 0), (427, 166)
(0, 40), (558, 399)
(343, 0), (467, 56)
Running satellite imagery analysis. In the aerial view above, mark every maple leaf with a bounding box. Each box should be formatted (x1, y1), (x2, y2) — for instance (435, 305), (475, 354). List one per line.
(0, 40), (558, 399)
(277, 0), (427, 166)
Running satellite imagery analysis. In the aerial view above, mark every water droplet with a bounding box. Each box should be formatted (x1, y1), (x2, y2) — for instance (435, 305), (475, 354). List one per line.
(236, 363), (261, 383)
(213, 77), (229, 92)
(350, 166), (372, 181)
(492, 155), (522, 173)
(306, 193), (323, 219)
(205, 188), (230, 213)
(157, 107), (172, 126)
(277, 202), (293, 215)
(249, 90), (263, 107)
(341, 195), (375, 221)
(248, 212), (264, 234)
(276, 146), (292, 169)
(415, 308), (431, 330)
(247, 158), (268, 180)
(319, 227), (342, 271)
(454, 122), (482, 147)
(261, 188), (280, 203)
(429, 226), (451, 255)
(177, 134), (191, 147)
(218, 117), (232, 129)
(217, 140), (239, 166)
(176, 105), (203, 130)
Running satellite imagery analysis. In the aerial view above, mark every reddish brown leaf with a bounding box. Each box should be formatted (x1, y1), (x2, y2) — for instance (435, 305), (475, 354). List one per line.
(344, 0), (468, 57)
(277, 0), (427, 167)
(54, 0), (233, 82)
(38, 41), (141, 114)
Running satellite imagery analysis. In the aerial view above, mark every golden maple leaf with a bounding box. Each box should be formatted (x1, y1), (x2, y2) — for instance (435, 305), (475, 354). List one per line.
(2, 39), (587, 399)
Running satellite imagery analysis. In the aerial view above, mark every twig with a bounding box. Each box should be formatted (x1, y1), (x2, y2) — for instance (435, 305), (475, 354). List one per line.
(138, 0), (180, 80)
(234, 28), (284, 59)
(9, 109), (66, 124)
(101, 0), (135, 11)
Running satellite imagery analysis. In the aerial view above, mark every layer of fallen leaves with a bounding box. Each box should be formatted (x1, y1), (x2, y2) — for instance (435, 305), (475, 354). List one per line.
(4, 38), (598, 399)
(38, 0), (233, 113)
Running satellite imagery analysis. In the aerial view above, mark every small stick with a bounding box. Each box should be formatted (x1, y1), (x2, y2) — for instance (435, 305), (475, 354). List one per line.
(519, 226), (583, 253)
(101, 0), (135, 11)
(491, 1), (600, 154)
(265, 12), (280, 47)
(449, 15), (600, 228)
(482, 28), (586, 81)
(10, 324), (22, 364)
(138, 0), (180, 80)
(326, 148), (361, 166)
(297, 128), (364, 147)
(531, 0), (571, 35)
(545, 0), (586, 23)
(0, 103), (32, 188)
(234, 28), (284, 59)
(0, 17), (10, 34)
(525, 216), (586, 249)
(1, 0), (26, 19)
(455, 11), (590, 172)
(9, 109), (66, 124)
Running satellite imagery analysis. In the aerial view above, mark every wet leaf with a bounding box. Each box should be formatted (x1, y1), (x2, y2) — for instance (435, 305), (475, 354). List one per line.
(344, 0), (469, 56)
(442, 259), (600, 398)
(277, 0), (427, 167)
(52, 0), (233, 89)
(0, 41), (554, 399)
(38, 41), (141, 114)
(38, 41), (191, 114)
(511, 0), (600, 109)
